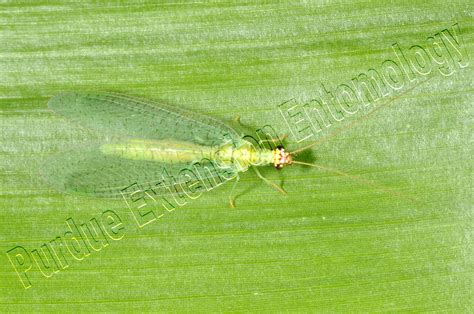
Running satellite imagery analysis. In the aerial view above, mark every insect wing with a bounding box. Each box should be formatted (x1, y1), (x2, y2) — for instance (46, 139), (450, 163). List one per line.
(44, 92), (242, 198)
(41, 144), (238, 199)
(48, 92), (241, 147)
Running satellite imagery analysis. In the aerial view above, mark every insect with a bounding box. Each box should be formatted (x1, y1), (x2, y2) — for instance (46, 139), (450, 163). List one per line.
(44, 78), (429, 207)
(45, 92), (291, 207)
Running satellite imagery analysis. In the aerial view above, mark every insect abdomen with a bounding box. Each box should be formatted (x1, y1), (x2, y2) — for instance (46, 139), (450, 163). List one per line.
(100, 139), (215, 163)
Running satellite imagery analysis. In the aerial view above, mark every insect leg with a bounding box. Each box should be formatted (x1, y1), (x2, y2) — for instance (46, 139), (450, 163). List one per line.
(252, 167), (287, 195)
(233, 114), (242, 125)
(258, 134), (288, 144)
(229, 174), (240, 208)
(232, 114), (251, 129)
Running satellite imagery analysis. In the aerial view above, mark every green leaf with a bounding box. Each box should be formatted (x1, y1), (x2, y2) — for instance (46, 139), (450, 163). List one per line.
(1, 2), (472, 311)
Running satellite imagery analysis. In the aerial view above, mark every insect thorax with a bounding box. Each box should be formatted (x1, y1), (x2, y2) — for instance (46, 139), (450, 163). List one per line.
(214, 141), (274, 172)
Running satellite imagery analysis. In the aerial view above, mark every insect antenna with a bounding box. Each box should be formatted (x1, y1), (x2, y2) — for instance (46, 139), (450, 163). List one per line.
(291, 75), (434, 155)
(291, 160), (419, 203)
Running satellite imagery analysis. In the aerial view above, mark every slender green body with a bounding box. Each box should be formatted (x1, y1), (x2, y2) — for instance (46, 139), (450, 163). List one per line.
(100, 139), (274, 172)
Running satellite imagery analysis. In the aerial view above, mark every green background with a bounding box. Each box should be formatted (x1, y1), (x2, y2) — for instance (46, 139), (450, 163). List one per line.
(1, 1), (472, 312)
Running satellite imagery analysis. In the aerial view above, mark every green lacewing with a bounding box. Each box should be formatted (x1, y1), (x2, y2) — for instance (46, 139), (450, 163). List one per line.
(44, 79), (430, 207)
(44, 92), (291, 207)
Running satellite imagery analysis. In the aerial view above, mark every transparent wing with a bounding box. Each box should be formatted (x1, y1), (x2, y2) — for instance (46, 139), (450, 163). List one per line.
(44, 92), (242, 198)
(41, 143), (238, 199)
(48, 92), (241, 146)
